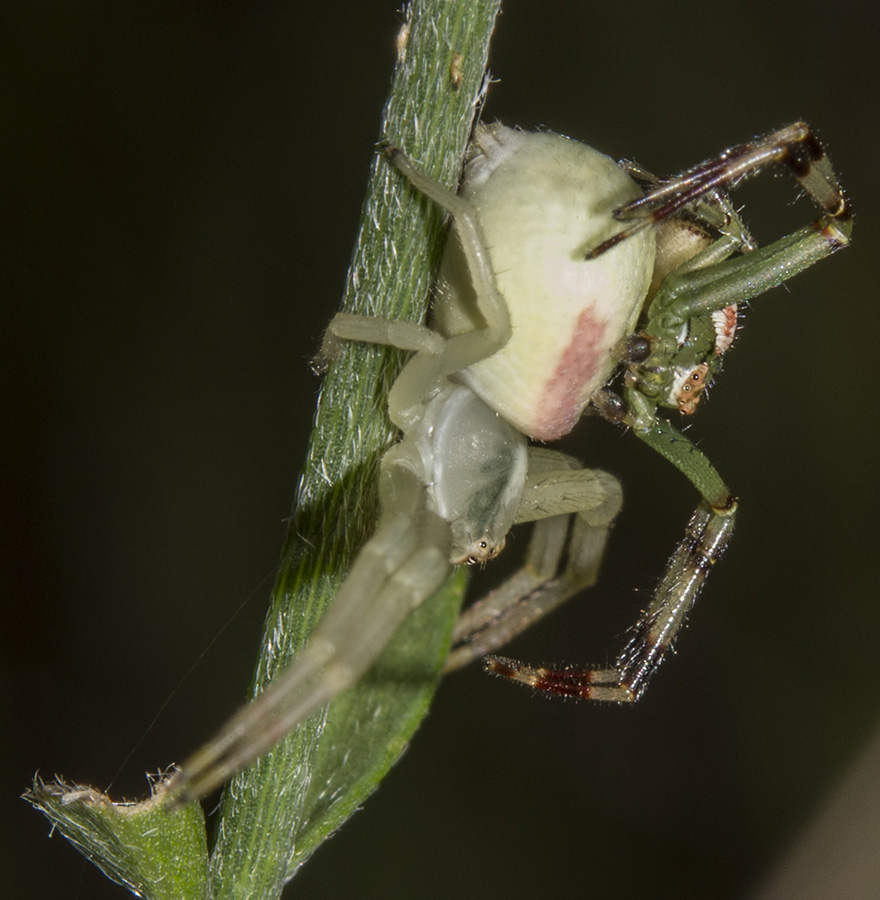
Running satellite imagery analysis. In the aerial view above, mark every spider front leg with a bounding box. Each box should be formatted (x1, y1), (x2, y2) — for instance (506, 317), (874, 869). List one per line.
(485, 500), (734, 701)
(589, 121), (851, 258)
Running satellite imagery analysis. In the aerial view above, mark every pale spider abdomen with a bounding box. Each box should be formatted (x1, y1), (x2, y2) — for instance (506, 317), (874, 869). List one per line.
(433, 124), (655, 440)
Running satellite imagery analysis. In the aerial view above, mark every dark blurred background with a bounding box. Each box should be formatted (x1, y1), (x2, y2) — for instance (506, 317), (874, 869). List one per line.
(5, 2), (879, 898)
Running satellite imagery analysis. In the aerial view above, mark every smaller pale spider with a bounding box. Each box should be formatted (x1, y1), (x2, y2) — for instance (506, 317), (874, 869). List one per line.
(167, 121), (850, 806)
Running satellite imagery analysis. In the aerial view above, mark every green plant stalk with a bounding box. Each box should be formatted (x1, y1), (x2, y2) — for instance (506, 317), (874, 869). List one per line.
(208, 1), (502, 898)
(25, 2), (501, 899)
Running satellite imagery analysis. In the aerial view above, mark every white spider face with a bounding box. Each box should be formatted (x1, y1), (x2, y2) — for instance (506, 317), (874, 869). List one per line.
(453, 535), (506, 566)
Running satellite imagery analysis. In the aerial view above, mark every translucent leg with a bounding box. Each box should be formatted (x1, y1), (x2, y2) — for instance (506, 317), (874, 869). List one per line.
(446, 448), (622, 670)
(165, 456), (451, 806)
(320, 312), (444, 360)
(384, 147), (512, 380)
(386, 147), (511, 347)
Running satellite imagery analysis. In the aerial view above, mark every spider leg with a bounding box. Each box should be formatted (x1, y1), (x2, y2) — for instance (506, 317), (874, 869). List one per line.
(588, 122), (852, 258)
(485, 401), (738, 700)
(165, 449), (451, 806)
(623, 159), (757, 255)
(484, 395), (737, 701)
(642, 203), (850, 344)
(446, 448), (622, 671)
(385, 146), (513, 371)
(319, 147), (516, 422)
(485, 501), (734, 701)
(319, 312), (445, 364)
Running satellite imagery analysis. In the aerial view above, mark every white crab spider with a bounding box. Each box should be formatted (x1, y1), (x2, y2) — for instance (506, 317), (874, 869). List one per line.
(168, 122), (850, 804)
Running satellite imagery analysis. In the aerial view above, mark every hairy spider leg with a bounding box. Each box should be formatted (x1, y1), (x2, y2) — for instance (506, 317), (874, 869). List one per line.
(482, 406), (737, 701)
(446, 448), (622, 671)
(588, 122), (852, 259)
(167, 454), (451, 807)
(485, 503), (733, 701)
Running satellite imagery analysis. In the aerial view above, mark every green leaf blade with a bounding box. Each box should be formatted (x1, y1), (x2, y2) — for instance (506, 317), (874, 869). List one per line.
(207, 1), (501, 898)
(25, 775), (207, 900)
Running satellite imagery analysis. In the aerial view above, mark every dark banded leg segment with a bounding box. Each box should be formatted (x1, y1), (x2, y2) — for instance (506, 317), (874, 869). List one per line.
(485, 396), (737, 702)
(485, 502), (735, 702)
(588, 122), (852, 259)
